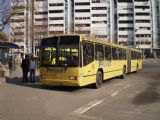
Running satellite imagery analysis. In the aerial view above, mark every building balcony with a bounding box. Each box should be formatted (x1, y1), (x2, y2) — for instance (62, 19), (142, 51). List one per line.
(74, 0), (89, 3)
(48, 6), (64, 10)
(91, 3), (109, 8)
(92, 30), (108, 35)
(117, 10), (133, 14)
(91, 10), (108, 14)
(48, 13), (64, 17)
(117, 3), (133, 7)
(91, 17), (107, 21)
(91, 24), (107, 28)
(49, 27), (64, 31)
(118, 24), (134, 28)
(134, 9), (150, 13)
(135, 30), (151, 35)
(34, 22), (48, 25)
(135, 37), (151, 41)
(134, 16), (151, 20)
(75, 6), (90, 10)
(75, 19), (90, 24)
(34, 15), (48, 19)
(118, 31), (134, 35)
(118, 16), (134, 21)
(134, 2), (150, 6)
(74, 13), (90, 17)
(138, 44), (151, 49)
(118, 38), (128, 42)
(74, 27), (91, 31)
(48, 20), (64, 24)
(135, 23), (151, 27)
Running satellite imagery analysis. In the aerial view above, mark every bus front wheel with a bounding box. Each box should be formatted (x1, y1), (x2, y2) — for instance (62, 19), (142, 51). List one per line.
(94, 71), (103, 89)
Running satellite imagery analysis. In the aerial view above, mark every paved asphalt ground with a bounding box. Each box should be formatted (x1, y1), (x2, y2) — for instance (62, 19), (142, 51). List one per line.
(0, 59), (160, 120)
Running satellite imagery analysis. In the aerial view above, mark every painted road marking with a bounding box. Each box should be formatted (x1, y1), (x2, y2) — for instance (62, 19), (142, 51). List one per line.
(73, 100), (104, 115)
(72, 84), (130, 115)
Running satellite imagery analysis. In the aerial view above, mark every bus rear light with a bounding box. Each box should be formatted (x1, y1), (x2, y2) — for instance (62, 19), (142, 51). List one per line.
(69, 76), (77, 80)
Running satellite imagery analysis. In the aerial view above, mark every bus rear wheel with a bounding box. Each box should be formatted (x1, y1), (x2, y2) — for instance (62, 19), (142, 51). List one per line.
(94, 71), (103, 89)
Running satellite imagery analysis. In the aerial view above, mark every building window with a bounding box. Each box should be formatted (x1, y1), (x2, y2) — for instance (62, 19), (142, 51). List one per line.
(75, 2), (90, 5)
(75, 9), (90, 12)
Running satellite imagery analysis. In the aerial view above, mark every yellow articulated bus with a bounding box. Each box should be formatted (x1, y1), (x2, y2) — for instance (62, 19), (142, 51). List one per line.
(40, 34), (142, 88)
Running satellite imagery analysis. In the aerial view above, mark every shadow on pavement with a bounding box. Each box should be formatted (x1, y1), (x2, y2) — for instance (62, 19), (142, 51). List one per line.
(132, 81), (160, 105)
(6, 76), (82, 92)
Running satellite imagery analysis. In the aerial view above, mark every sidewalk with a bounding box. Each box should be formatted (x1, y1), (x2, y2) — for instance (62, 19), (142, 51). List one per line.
(1, 66), (40, 85)
(9, 67), (40, 83)
(143, 58), (160, 63)
(10, 67), (22, 78)
(0, 77), (6, 85)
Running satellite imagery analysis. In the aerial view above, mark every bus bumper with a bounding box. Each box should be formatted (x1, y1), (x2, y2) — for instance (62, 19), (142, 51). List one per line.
(40, 79), (80, 87)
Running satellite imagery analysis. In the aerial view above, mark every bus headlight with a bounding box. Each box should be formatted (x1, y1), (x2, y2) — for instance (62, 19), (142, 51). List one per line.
(69, 76), (77, 80)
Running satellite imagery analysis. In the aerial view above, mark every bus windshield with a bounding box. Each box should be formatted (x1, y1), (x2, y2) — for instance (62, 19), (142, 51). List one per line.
(41, 36), (79, 67)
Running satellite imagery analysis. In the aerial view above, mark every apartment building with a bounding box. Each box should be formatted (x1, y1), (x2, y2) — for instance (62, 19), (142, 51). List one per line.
(116, 0), (157, 56)
(153, 0), (160, 56)
(34, 0), (48, 48)
(90, 0), (110, 41)
(10, 0), (113, 54)
(155, 0), (160, 48)
(10, 0), (160, 57)
(134, 0), (153, 55)
(48, 0), (72, 35)
(117, 0), (134, 45)
(10, 0), (29, 53)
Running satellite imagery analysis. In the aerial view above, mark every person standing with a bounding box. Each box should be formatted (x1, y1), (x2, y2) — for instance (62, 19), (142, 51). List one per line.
(21, 55), (30, 83)
(29, 56), (36, 83)
(9, 57), (12, 71)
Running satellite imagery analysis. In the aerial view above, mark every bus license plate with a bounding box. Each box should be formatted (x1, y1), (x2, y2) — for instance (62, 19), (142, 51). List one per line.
(47, 67), (66, 73)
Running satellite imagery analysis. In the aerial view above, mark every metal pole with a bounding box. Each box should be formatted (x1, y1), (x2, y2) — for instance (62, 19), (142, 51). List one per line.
(31, 0), (34, 54)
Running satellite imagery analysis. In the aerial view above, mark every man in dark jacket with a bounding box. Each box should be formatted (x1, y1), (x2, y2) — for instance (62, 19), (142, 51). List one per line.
(21, 55), (30, 83)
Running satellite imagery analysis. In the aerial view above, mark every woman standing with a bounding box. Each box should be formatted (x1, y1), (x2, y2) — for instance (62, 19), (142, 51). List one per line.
(29, 56), (36, 83)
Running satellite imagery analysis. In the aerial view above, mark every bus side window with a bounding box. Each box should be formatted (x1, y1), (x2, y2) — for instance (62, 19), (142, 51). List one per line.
(105, 46), (111, 60)
(95, 44), (104, 61)
(119, 49), (126, 60)
(112, 47), (119, 60)
(131, 51), (136, 60)
(83, 42), (94, 66)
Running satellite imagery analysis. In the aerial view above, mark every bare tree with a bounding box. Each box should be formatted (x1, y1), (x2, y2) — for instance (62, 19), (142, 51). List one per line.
(0, 0), (26, 31)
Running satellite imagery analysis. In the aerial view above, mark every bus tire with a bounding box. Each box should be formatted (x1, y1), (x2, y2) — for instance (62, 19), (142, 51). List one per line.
(121, 67), (126, 79)
(94, 71), (103, 89)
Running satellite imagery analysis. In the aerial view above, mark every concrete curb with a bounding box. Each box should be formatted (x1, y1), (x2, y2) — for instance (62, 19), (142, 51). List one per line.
(143, 59), (160, 63)
(0, 77), (6, 85)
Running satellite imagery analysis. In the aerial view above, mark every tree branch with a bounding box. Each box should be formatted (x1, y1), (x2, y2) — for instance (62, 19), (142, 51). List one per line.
(0, 0), (22, 31)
